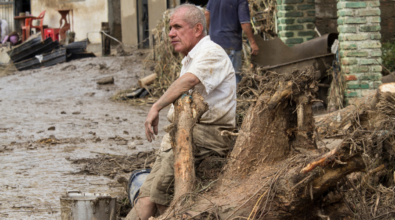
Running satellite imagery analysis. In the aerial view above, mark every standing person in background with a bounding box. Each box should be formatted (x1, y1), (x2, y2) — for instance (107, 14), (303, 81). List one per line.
(205, 0), (259, 84)
(0, 19), (9, 43)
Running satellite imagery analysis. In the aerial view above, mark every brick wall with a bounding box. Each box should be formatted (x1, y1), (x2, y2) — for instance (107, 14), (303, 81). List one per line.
(315, 0), (395, 42)
(277, 0), (316, 46)
(337, 0), (382, 104)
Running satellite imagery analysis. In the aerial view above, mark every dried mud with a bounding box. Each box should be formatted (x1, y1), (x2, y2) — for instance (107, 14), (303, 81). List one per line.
(0, 50), (169, 219)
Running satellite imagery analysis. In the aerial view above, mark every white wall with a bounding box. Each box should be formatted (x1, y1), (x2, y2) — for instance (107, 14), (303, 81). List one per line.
(120, 0), (138, 46)
(31, 0), (108, 43)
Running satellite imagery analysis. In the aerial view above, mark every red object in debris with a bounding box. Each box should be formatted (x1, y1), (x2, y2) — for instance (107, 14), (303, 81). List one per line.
(44, 28), (60, 42)
(30, 10), (46, 40)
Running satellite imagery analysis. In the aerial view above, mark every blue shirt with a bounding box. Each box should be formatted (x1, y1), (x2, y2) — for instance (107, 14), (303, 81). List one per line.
(206, 0), (251, 51)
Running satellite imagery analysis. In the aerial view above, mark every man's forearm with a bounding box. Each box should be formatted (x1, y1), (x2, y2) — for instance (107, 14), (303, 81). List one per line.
(152, 73), (200, 112)
(241, 23), (256, 45)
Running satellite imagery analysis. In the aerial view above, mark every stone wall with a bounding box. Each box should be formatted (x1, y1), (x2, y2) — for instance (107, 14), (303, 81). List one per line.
(277, 0), (316, 46)
(337, 0), (382, 103)
(316, 0), (395, 42)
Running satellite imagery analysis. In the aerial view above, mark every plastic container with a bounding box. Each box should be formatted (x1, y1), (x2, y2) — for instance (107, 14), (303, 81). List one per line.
(60, 191), (117, 220)
(127, 169), (151, 207)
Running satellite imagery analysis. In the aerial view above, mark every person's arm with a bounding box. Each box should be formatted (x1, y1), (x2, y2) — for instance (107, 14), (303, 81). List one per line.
(241, 23), (259, 55)
(204, 10), (210, 32)
(144, 73), (200, 142)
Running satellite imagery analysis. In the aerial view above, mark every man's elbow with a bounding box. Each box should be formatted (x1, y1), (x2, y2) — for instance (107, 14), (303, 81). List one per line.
(186, 74), (200, 87)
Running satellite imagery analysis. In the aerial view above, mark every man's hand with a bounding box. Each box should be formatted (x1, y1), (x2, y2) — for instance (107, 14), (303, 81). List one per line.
(145, 106), (160, 142)
(250, 41), (259, 56)
(241, 23), (259, 56)
(143, 73), (200, 142)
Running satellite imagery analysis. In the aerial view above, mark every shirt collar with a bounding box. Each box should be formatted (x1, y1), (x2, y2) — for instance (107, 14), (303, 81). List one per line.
(181, 36), (210, 65)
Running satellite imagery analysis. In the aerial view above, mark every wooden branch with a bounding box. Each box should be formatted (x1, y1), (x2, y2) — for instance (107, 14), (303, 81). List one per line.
(171, 92), (208, 200)
(97, 76), (114, 85)
(138, 73), (157, 88)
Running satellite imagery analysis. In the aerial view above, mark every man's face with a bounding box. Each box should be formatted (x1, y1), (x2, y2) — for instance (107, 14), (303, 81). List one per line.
(168, 9), (198, 56)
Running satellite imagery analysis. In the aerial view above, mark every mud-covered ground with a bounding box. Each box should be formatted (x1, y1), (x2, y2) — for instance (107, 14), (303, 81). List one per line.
(0, 51), (169, 219)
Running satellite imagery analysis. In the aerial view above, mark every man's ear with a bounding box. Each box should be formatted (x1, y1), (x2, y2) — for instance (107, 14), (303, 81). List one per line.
(195, 23), (204, 37)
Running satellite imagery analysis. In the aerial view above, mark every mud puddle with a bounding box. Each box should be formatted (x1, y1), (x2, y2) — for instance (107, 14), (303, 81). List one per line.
(0, 51), (168, 219)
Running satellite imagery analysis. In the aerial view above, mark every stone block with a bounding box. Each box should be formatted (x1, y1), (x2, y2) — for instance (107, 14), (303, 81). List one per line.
(360, 73), (382, 81)
(339, 34), (369, 41)
(284, 25), (304, 30)
(344, 17), (367, 24)
(283, 0), (304, 3)
(347, 82), (361, 89)
(277, 0), (282, 4)
(368, 1), (380, 7)
(370, 50), (382, 57)
(345, 90), (360, 97)
(278, 5), (294, 10)
(360, 25), (381, 32)
(298, 31), (316, 36)
(370, 33), (381, 40)
(279, 18), (296, 24)
(297, 18), (315, 23)
(341, 58), (358, 65)
(284, 38), (304, 44)
(344, 75), (358, 81)
(360, 41), (381, 49)
(357, 9), (381, 16)
(338, 26), (357, 33)
(278, 25), (284, 31)
(297, 4), (315, 10)
(370, 17), (381, 23)
(360, 82), (370, 89)
(340, 42), (357, 49)
(307, 11), (316, 16)
(341, 51), (368, 57)
(337, 10), (353, 17)
(359, 59), (380, 65)
(338, 2), (367, 9)
(278, 11), (304, 17)
(280, 31), (295, 37)
(370, 65), (382, 72)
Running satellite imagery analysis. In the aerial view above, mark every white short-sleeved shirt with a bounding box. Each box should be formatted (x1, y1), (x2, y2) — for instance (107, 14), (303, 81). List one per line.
(168, 36), (236, 127)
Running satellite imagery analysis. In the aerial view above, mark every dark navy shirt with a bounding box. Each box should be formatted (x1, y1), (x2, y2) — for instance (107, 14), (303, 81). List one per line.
(206, 0), (251, 51)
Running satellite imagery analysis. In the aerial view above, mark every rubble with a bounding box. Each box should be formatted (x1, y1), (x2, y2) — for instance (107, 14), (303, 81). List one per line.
(7, 34), (95, 71)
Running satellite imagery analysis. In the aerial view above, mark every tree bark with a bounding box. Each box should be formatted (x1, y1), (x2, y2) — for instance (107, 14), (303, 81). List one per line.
(170, 92), (208, 201)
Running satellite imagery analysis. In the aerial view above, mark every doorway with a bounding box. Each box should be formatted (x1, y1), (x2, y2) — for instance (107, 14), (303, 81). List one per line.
(137, 0), (149, 48)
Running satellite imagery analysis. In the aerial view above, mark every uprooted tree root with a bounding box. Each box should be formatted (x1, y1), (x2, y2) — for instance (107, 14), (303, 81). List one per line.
(146, 68), (395, 220)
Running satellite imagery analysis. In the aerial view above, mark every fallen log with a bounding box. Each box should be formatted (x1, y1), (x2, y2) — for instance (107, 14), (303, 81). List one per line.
(97, 76), (114, 85)
(138, 73), (157, 88)
(170, 92), (208, 201)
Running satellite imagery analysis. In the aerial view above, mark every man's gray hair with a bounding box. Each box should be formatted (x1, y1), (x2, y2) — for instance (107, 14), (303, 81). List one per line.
(171, 4), (207, 35)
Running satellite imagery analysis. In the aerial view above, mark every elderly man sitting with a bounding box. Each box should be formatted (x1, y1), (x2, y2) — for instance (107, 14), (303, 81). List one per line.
(126, 4), (236, 220)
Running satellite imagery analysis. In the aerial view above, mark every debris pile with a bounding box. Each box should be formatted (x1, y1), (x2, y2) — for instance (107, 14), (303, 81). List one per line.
(7, 34), (95, 71)
(69, 149), (156, 178)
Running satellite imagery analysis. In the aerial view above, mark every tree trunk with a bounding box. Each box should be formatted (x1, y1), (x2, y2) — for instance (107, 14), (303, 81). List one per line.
(170, 92), (208, 201)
